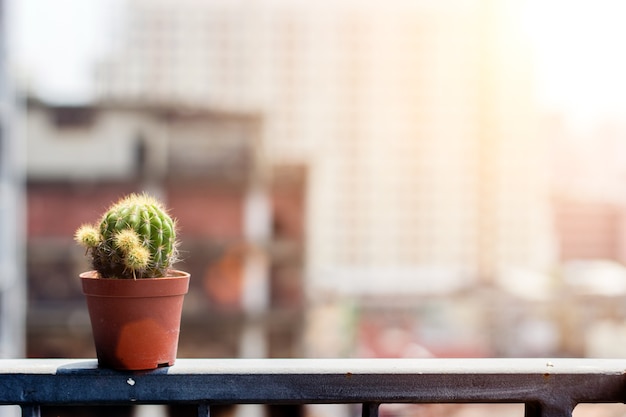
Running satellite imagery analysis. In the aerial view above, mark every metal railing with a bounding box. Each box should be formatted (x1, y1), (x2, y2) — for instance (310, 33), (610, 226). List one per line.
(1, 358), (625, 417)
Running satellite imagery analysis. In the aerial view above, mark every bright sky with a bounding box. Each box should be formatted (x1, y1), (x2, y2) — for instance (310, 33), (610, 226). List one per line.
(10, 0), (118, 103)
(11, 0), (626, 131)
(523, 0), (626, 131)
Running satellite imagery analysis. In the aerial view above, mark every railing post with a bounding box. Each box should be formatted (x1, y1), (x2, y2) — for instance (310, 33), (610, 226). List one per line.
(362, 402), (379, 417)
(197, 403), (210, 417)
(20, 405), (40, 417)
(526, 402), (542, 417)
(525, 402), (574, 417)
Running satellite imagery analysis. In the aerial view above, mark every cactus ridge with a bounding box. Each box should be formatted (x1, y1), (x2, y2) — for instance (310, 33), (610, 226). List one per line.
(75, 193), (178, 279)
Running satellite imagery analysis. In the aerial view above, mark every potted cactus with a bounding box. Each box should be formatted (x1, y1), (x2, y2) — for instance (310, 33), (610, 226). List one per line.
(75, 193), (190, 370)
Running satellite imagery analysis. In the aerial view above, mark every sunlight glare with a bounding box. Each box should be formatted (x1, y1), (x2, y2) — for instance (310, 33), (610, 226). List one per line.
(523, 0), (626, 129)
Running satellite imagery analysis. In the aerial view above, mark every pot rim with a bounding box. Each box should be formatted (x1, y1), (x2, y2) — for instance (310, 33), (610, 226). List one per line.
(80, 269), (190, 280)
(80, 269), (190, 298)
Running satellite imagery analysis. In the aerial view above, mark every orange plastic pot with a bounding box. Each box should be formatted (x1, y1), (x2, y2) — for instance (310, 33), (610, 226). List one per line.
(80, 270), (190, 371)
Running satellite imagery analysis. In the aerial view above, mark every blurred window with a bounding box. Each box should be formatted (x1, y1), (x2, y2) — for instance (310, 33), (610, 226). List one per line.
(50, 106), (96, 129)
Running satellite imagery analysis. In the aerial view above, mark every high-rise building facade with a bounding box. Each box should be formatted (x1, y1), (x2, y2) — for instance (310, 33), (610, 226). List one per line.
(96, 0), (556, 295)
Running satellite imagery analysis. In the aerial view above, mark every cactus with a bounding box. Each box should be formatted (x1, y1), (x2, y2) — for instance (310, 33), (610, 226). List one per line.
(75, 193), (179, 279)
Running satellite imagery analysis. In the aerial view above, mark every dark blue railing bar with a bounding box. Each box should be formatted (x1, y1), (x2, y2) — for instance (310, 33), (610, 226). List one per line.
(0, 358), (623, 417)
(362, 402), (380, 417)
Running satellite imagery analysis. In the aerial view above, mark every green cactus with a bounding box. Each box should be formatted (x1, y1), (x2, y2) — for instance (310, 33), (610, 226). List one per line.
(75, 193), (179, 279)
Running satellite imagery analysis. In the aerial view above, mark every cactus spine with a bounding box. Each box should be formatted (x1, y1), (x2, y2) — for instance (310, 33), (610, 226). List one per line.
(75, 193), (178, 279)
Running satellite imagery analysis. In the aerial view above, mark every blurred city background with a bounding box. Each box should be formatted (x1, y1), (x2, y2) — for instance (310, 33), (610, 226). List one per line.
(2, 0), (626, 416)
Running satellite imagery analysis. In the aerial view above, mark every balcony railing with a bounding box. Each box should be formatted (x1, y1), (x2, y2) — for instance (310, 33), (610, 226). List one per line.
(2, 358), (626, 417)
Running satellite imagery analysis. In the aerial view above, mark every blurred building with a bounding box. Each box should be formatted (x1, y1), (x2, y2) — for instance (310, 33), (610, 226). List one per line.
(546, 115), (626, 264)
(539, 116), (626, 359)
(94, 0), (556, 357)
(25, 98), (307, 360)
(96, 0), (555, 288)
(553, 198), (626, 262)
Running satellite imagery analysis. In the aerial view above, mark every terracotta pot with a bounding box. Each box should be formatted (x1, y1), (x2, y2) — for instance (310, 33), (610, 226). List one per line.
(80, 270), (190, 371)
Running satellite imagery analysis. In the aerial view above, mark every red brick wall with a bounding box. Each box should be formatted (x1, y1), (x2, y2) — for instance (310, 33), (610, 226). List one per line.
(270, 165), (307, 241)
(167, 185), (245, 241)
(553, 198), (623, 261)
(27, 183), (136, 238)
(271, 187), (306, 241)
